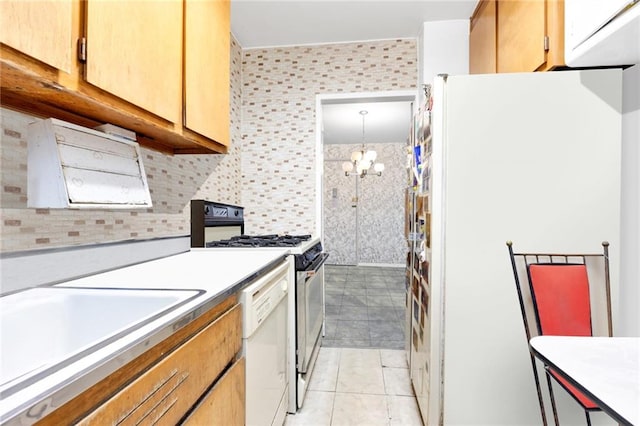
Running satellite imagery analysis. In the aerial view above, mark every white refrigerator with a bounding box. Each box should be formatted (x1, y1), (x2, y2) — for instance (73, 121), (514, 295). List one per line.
(408, 69), (622, 425)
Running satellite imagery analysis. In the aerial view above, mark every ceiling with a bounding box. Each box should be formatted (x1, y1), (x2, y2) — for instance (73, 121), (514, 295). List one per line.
(322, 100), (414, 145)
(230, 0), (478, 147)
(231, 0), (478, 49)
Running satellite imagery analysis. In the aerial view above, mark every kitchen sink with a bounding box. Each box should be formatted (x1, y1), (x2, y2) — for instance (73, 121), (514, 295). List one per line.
(0, 286), (202, 395)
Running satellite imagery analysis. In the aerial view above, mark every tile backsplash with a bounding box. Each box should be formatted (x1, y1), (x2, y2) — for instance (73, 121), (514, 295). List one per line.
(1, 37), (417, 253)
(0, 37), (243, 253)
(240, 39), (417, 235)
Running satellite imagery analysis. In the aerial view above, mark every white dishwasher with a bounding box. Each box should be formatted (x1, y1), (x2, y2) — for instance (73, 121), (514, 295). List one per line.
(240, 259), (290, 426)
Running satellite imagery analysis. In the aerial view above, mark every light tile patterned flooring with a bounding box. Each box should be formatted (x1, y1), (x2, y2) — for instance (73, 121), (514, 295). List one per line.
(285, 347), (423, 426)
(322, 265), (406, 349)
(284, 266), (422, 426)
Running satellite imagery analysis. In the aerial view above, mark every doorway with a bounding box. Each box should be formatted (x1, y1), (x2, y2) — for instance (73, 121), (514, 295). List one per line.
(316, 91), (416, 266)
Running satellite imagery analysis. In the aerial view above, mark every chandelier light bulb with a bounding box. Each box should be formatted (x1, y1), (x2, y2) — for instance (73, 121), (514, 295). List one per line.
(342, 161), (354, 173)
(351, 150), (363, 162)
(364, 150), (377, 163)
(374, 163), (385, 173)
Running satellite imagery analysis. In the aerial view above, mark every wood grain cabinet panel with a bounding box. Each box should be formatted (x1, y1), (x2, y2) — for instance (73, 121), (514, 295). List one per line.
(542, 0), (565, 71)
(182, 358), (245, 426)
(85, 0), (183, 124)
(77, 304), (241, 426)
(469, 0), (497, 74)
(497, 0), (546, 73)
(471, 0), (565, 73)
(0, 0), (231, 154)
(184, 0), (230, 146)
(0, 0), (74, 73)
(36, 295), (238, 426)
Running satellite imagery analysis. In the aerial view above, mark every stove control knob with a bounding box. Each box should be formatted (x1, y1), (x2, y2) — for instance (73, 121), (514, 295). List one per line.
(234, 210), (239, 216)
(204, 205), (209, 215)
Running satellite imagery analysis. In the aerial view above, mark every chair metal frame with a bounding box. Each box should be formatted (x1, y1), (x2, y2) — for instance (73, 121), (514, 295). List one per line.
(506, 241), (612, 426)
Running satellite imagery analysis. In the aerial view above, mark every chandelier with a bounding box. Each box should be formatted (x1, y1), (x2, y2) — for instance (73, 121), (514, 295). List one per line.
(342, 110), (384, 178)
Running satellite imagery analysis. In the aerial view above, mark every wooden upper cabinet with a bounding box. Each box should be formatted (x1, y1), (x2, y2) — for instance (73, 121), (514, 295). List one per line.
(496, 0), (565, 73)
(469, 0), (497, 74)
(543, 0), (565, 72)
(1, 0), (230, 154)
(0, 0), (74, 73)
(497, 0), (546, 73)
(185, 0), (230, 146)
(85, 0), (183, 124)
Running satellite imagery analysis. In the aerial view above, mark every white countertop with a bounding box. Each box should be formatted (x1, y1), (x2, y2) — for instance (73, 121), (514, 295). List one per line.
(0, 248), (289, 425)
(530, 336), (640, 425)
(60, 248), (289, 290)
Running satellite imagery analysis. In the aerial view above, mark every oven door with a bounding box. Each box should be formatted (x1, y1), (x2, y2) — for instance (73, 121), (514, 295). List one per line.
(296, 253), (329, 373)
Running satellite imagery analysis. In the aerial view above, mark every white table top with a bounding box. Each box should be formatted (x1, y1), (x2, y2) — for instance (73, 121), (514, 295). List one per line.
(530, 336), (640, 425)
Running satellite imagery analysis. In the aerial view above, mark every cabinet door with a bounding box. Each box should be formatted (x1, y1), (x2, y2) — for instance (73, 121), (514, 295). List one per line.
(184, 0), (230, 145)
(78, 305), (241, 425)
(85, 0), (182, 124)
(543, 0), (565, 71)
(0, 0), (74, 72)
(497, 0), (546, 73)
(469, 0), (496, 74)
(182, 358), (245, 426)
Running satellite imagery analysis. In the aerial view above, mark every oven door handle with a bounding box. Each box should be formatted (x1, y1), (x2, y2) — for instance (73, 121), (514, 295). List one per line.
(302, 253), (329, 278)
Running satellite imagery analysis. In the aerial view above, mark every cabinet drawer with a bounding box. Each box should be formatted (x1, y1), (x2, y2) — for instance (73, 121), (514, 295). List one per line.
(78, 304), (241, 426)
(182, 357), (245, 426)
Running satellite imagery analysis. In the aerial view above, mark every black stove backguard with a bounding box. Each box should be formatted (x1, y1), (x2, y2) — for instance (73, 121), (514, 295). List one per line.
(191, 200), (244, 247)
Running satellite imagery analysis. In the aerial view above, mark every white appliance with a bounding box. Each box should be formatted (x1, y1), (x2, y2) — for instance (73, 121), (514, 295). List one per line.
(240, 259), (290, 426)
(409, 69), (622, 425)
(565, 0), (640, 67)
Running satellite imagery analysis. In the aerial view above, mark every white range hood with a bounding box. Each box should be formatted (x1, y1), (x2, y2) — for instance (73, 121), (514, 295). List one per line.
(565, 0), (640, 67)
(28, 119), (152, 209)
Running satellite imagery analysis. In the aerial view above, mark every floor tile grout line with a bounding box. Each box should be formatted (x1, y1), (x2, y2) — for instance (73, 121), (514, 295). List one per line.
(328, 347), (342, 425)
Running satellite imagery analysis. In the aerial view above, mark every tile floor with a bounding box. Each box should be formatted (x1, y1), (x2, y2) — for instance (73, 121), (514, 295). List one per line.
(323, 265), (406, 349)
(285, 347), (423, 426)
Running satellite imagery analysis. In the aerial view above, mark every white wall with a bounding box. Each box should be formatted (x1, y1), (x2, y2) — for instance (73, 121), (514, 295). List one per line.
(620, 64), (640, 336)
(418, 20), (470, 105)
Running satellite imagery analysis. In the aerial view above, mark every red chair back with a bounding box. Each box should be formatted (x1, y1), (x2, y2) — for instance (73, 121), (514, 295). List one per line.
(528, 264), (592, 336)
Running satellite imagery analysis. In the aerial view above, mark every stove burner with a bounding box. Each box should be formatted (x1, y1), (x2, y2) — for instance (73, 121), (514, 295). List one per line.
(205, 234), (312, 248)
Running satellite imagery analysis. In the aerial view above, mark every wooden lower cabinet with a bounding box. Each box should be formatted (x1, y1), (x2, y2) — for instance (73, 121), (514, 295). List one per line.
(36, 295), (243, 426)
(183, 358), (245, 426)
